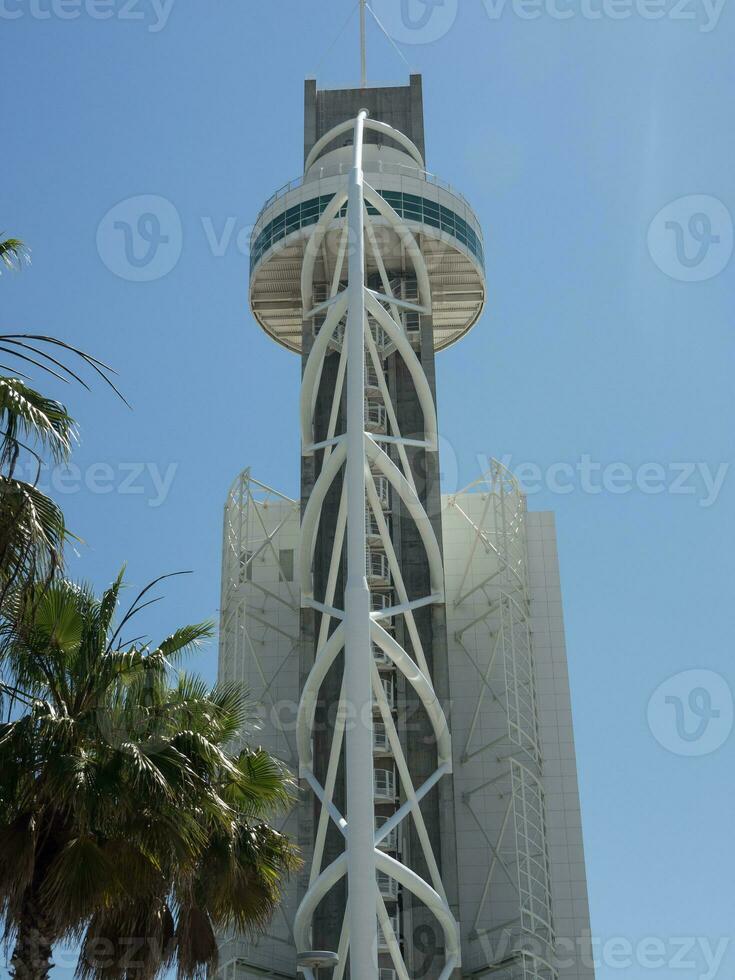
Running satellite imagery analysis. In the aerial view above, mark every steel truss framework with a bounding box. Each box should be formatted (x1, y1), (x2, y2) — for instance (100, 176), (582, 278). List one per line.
(219, 470), (303, 965)
(220, 470), (301, 762)
(295, 114), (460, 980)
(446, 461), (557, 980)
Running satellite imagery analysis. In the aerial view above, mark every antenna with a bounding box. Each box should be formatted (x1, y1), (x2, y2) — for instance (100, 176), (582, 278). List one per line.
(360, 0), (367, 87)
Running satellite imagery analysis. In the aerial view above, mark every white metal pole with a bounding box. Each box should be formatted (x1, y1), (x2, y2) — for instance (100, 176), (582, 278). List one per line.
(344, 108), (377, 977)
(360, 0), (367, 88)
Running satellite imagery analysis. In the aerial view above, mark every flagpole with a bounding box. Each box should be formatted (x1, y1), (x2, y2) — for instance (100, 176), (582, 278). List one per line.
(360, 0), (367, 87)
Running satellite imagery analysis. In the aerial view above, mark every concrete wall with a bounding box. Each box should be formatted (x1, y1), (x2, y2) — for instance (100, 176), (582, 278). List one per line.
(304, 74), (426, 167)
(525, 512), (594, 980)
(442, 491), (594, 980)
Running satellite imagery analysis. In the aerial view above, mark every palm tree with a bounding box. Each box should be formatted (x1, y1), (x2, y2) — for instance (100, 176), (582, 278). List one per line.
(0, 570), (299, 980)
(0, 234), (124, 604)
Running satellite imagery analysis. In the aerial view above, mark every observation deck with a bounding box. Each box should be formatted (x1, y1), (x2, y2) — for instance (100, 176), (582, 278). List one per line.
(249, 118), (487, 354)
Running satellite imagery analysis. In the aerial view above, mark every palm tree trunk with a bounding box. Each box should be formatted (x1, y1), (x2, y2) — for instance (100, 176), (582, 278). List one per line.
(9, 891), (54, 980)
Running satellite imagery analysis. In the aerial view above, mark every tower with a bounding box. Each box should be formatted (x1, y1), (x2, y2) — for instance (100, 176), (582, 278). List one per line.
(217, 73), (593, 980)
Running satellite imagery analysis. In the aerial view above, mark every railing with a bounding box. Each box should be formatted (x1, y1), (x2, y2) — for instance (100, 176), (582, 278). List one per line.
(373, 677), (396, 713)
(376, 870), (399, 900)
(365, 359), (381, 390)
(374, 767), (397, 801)
(255, 160), (476, 227)
(367, 551), (391, 583)
(374, 474), (391, 509)
(377, 913), (401, 949)
(375, 816), (401, 852)
(373, 722), (391, 754)
(370, 590), (392, 613)
(372, 642), (395, 669)
(366, 510), (382, 539)
(365, 402), (388, 434)
(312, 319), (392, 356)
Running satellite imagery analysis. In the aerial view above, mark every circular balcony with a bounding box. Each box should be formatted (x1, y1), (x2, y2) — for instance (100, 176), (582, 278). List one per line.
(372, 642), (395, 671)
(374, 766), (397, 803)
(366, 509), (383, 544)
(373, 722), (392, 756)
(367, 550), (391, 586)
(365, 357), (382, 394)
(376, 870), (399, 901)
(249, 159), (486, 354)
(373, 677), (396, 715)
(375, 816), (401, 853)
(365, 402), (388, 434)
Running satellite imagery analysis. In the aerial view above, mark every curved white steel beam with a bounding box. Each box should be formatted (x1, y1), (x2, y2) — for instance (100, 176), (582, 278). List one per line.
(295, 616), (451, 775)
(300, 439), (442, 604)
(364, 437), (444, 597)
(297, 623), (345, 771)
(364, 290), (438, 450)
(365, 463), (427, 673)
(299, 440), (347, 598)
(364, 317), (417, 490)
(295, 850), (460, 980)
(363, 182), (432, 310)
(300, 289), (350, 447)
(370, 621), (451, 767)
(375, 852), (460, 976)
(300, 189), (349, 310)
(294, 853), (348, 954)
(304, 117), (425, 175)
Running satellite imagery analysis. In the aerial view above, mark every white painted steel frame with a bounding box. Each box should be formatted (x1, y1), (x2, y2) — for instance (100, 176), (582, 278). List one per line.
(295, 115), (460, 979)
(343, 108), (378, 977)
(218, 470), (302, 969)
(447, 461), (557, 980)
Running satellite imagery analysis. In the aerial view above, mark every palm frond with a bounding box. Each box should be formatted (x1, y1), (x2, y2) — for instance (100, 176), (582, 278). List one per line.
(0, 335), (128, 407)
(0, 377), (75, 466)
(41, 837), (119, 932)
(173, 905), (216, 980)
(228, 748), (296, 814)
(0, 476), (67, 604)
(33, 583), (85, 655)
(0, 238), (30, 273)
(106, 572), (192, 652)
(97, 568), (126, 639)
(155, 622), (215, 664)
(77, 902), (175, 980)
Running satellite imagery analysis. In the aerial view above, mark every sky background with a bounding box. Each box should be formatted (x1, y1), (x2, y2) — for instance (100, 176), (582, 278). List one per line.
(2, 0), (734, 977)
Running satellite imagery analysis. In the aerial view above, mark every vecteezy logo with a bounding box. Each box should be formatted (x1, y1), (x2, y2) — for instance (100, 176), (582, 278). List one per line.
(647, 670), (733, 757)
(96, 195), (182, 282)
(647, 195), (733, 282)
(370, 0), (458, 44)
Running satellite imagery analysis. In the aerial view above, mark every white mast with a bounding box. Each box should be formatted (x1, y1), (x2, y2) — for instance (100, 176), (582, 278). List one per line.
(343, 106), (378, 977)
(360, 0), (367, 87)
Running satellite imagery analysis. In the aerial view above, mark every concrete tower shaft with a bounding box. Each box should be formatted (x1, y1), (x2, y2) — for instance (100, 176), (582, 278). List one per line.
(293, 86), (473, 978)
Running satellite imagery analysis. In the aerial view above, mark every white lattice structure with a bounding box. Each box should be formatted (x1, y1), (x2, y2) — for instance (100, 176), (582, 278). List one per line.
(294, 111), (459, 980)
(443, 464), (593, 980)
(443, 464), (554, 979)
(217, 472), (302, 974)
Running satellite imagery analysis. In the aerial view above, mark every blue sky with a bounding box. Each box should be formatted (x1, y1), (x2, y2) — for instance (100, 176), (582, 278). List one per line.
(2, 0), (734, 977)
